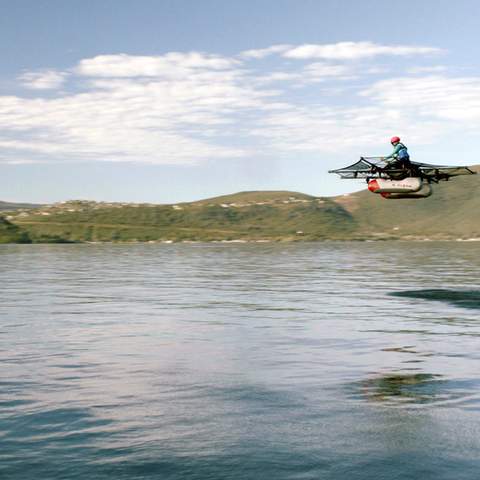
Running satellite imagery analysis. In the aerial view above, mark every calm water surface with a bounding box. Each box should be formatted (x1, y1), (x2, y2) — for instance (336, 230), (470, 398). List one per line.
(1, 242), (480, 479)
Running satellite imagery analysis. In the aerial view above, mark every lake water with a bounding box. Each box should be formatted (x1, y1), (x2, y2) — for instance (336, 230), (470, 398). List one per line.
(1, 242), (480, 479)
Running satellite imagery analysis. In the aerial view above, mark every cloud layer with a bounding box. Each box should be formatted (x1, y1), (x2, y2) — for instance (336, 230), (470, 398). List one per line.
(0, 41), (476, 165)
(283, 41), (442, 60)
(19, 70), (67, 90)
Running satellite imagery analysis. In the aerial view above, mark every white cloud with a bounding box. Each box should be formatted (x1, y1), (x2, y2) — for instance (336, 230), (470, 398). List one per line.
(253, 63), (354, 88)
(254, 72), (302, 85)
(304, 63), (351, 76)
(406, 65), (447, 74)
(283, 41), (443, 60)
(302, 62), (355, 83)
(240, 44), (292, 59)
(0, 53), (271, 164)
(19, 70), (67, 90)
(0, 94), (247, 163)
(247, 103), (452, 158)
(76, 52), (239, 78)
(362, 75), (480, 122)
(2, 43), (478, 167)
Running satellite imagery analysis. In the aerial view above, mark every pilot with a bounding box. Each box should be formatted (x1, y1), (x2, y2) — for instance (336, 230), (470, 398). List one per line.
(383, 136), (411, 170)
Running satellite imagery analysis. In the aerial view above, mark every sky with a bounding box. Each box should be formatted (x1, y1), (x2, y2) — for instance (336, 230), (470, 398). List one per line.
(1, 0), (480, 203)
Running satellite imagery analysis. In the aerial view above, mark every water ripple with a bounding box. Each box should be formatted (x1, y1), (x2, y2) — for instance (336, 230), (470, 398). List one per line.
(2, 242), (480, 479)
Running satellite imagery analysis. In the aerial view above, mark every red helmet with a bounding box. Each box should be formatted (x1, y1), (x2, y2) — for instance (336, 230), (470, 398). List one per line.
(390, 136), (400, 144)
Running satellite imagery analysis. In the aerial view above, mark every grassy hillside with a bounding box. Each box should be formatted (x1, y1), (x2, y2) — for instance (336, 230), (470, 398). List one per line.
(0, 217), (31, 244)
(6, 193), (358, 242)
(2, 170), (479, 243)
(334, 166), (480, 239)
(197, 190), (315, 204)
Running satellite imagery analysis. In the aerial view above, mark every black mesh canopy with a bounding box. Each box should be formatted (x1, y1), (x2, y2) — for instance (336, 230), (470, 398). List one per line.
(329, 157), (476, 181)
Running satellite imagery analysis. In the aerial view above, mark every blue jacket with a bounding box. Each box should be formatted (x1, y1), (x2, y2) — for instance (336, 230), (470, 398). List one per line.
(385, 143), (409, 162)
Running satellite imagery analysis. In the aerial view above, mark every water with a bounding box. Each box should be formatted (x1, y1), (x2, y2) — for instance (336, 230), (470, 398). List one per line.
(1, 242), (480, 479)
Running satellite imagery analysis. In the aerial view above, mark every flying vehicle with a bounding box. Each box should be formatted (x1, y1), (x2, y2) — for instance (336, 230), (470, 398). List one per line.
(329, 157), (476, 199)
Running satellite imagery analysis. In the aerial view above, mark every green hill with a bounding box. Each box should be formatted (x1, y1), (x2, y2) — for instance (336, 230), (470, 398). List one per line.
(2, 170), (479, 243)
(0, 217), (31, 244)
(197, 190), (315, 204)
(5, 193), (357, 242)
(334, 165), (480, 239)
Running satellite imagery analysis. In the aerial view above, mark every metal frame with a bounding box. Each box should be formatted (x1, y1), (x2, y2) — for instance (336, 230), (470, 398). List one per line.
(329, 157), (476, 182)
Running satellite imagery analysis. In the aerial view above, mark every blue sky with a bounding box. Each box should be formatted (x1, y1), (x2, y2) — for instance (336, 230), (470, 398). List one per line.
(1, 0), (480, 203)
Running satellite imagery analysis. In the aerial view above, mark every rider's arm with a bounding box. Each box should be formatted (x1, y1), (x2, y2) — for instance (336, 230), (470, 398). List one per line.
(384, 144), (401, 160)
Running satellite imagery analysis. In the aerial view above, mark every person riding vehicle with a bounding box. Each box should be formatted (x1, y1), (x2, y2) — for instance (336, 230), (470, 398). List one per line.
(383, 136), (411, 171)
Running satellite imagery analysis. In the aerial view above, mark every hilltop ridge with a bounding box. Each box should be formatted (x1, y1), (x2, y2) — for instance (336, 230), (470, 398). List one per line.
(0, 201), (43, 211)
(0, 193), (356, 242)
(1, 170), (479, 243)
(188, 191), (316, 205)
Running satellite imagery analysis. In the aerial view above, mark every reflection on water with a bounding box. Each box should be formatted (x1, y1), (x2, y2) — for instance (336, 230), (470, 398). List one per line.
(352, 371), (480, 410)
(390, 289), (480, 309)
(1, 242), (480, 479)
(356, 373), (444, 404)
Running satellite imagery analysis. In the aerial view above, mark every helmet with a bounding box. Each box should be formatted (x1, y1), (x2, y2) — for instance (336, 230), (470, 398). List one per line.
(390, 136), (400, 144)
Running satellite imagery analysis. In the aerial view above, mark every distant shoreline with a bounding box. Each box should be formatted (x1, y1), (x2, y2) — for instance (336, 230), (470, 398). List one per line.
(2, 181), (479, 244)
(2, 237), (480, 245)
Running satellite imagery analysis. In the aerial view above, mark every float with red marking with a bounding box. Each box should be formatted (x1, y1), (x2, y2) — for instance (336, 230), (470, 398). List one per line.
(367, 177), (422, 194)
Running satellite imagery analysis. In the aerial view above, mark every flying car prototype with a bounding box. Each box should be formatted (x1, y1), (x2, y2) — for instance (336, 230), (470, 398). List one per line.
(329, 157), (476, 199)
